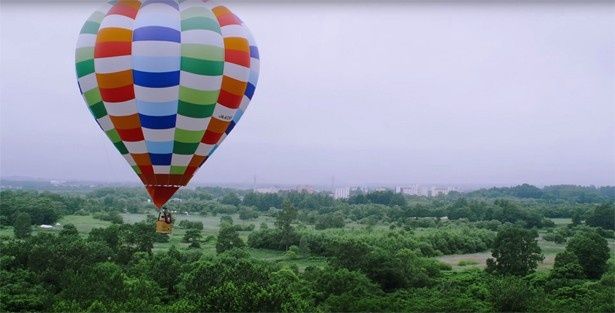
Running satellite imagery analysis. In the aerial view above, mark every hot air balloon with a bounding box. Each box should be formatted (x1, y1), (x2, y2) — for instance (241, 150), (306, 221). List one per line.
(75, 0), (259, 220)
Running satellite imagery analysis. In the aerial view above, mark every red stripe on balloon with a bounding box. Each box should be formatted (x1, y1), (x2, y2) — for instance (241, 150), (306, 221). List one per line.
(108, 3), (139, 19)
(99, 85), (135, 103)
(202, 131), (222, 145)
(116, 128), (145, 142)
(94, 42), (132, 58)
(217, 90), (243, 109)
(225, 50), (250, 67)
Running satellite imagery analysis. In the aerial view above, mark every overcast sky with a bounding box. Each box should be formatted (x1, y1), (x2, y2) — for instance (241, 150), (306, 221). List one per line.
(1, 1), (614, 187)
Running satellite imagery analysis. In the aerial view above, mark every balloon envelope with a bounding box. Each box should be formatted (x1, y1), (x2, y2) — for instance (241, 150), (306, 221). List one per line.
(75, 0), (259, 208)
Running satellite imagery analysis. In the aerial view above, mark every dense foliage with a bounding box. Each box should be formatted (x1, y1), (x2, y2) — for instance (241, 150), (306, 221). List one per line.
(1, 227), (613, 312)
(0, 184), (613, 312)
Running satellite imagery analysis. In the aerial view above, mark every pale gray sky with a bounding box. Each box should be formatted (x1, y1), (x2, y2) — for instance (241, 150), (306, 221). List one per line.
(1, 1), (614, 186)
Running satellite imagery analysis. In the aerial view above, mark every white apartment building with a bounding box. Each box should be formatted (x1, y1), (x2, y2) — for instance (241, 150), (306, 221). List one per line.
(334, 187), (350, 199)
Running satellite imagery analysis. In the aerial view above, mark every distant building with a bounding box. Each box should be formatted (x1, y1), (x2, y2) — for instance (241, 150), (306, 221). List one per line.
(255, 188), (279, 194)
(334, 187), (350, 199)
(396, 185), (454, 197)
(430, 186), (455, 197)
(295, 185), (316, 194)
(396, 185), (419, 196)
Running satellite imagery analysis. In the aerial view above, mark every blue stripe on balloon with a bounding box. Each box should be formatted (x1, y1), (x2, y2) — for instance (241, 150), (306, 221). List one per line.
(133, 26), (181, 42)
(225, 121), (236, 135)
(250, 46), (259, 59)
(146, 141), (174, 154)
(233, 110), (244, 123)
(142, 0), (179, 10)
(133, 56), (180, 73)
(133, 70), (180, 88)
(209, 145), (219, 156)
(136, 100), (178, 117)
(245, 83), (256, 99)
(139, 114), (176, 129)
(150, 153), (172, 166)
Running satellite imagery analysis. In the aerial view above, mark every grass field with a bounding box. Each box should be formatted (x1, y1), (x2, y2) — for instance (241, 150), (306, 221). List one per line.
(550, 218), (573, 225)
(438, 234), (615, 271)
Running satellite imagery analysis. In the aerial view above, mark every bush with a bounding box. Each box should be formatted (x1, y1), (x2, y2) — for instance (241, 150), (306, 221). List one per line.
(543, 232), (566, 244)
(177, 220), (203, 230)
(488, 276), (538, 312)
(238, 207), (259, 220)
(315, 213), (345, 230)
(93, 212), (123, 224)
(285, 245), (300, 259)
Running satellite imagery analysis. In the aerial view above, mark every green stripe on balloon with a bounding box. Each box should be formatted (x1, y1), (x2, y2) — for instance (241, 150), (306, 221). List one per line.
(181, 44), (224, 60)
(113, 141), (129, 155)
(181, 17), (220, 32)
(179, 87), (219, 105)
(180, 57), (224, 76)
(76, 48), (95, 63)
(80, 21), (101, 34)
(175, 129), (205, 143)
(89, 102), (107, 119)
(178, 101), (215, 118)
(173, 142), (199, 154)
(76, 60), (95, 78)
(171, 166), (187, 175)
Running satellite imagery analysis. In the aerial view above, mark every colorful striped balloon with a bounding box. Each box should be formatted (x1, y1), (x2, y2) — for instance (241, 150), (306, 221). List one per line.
(75, 0), (260, 208)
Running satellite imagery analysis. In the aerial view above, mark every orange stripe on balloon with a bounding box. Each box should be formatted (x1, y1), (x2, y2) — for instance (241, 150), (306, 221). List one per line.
(223, 37), (249, 51)
(221, 76), (247, 96)
(97, 28), (133, 42)
(110, 114), (141, 130)
(96, 70), (133, 89)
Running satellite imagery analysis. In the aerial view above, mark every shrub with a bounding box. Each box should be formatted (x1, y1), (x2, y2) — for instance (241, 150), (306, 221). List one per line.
(543, 232), (566, 244)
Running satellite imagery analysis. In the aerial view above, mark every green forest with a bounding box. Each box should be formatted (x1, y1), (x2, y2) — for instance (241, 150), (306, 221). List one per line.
(0, 184), (614, 312)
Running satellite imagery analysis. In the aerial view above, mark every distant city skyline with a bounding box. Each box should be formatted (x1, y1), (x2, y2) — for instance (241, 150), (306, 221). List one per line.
(2, 2), (614, 187)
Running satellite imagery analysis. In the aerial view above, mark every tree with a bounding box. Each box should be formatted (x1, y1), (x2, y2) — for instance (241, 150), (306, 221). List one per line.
(183, 229), (202, 249)
(585, 203), (615, 230)
(275, 200), (297, 233)
(220, 193), (241, 206)
(551, 250), (585, 279)
(219, 215), (234, 226)
(566, 230), (610, 279)
(486, 226), (543, 276)
(216, 225), (244, 253)
(571, 209), (583, 226)
(274, 200), (299, 250)
(59, 224), (79, 237)
(238, 207), (258, 220)
(13, 213), (32, 239)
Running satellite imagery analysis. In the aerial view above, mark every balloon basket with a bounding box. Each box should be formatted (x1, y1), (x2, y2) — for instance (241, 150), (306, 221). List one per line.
(156, 220), (173, 234)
